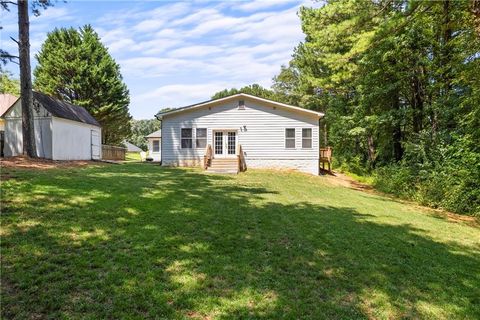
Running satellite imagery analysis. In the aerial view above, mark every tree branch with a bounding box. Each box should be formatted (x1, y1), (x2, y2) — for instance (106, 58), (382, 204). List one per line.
(0, 0), (18, 7)
(10, 36), (19, 45)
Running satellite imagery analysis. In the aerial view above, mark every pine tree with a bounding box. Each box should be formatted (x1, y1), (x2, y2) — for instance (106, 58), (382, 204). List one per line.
(34, 25), (131, 145)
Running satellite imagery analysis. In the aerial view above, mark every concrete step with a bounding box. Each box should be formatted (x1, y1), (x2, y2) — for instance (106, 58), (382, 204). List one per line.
(207, 169), (238, 174)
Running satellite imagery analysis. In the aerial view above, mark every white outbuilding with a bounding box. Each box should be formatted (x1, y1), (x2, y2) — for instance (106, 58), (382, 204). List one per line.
(145, 129), (161, 162)
(3, 92), (102, 160)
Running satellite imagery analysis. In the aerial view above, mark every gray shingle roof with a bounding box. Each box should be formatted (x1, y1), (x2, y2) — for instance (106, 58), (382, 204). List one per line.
(33, 91), (101, 127)
(145, 129), (161, 138)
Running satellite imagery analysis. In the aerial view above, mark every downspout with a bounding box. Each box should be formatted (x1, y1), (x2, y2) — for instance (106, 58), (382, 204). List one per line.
(155, 113), (162, 165)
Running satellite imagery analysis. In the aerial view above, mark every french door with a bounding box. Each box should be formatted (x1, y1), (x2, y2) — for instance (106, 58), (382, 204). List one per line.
(213, 130), (237, 158)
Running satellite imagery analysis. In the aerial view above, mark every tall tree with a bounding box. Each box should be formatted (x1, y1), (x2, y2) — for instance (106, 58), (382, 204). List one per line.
(34, 25), (132, 145)
(1, 0), (55, 157)
(273, 0), (480, 214)
(17, 0), (36, 157)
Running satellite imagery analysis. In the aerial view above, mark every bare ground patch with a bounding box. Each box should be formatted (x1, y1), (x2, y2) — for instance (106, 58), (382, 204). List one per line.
(0, 156), (104, 170)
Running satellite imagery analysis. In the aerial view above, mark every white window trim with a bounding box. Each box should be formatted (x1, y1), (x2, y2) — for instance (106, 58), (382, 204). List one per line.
(151, 139), (160, 153)
(181, 128), (193, 149)
(285, 128), (296, 149)
(302, 128), (313, 149)
(196, 128), (207, 148)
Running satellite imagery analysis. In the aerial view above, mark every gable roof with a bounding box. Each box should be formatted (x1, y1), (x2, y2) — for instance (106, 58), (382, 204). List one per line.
(155, 93), (324, 119)
(33, 92), (100, 127)
(145, 129), (161, 138)
(123, 140), (143, 152)
(0, 94), (19, 117)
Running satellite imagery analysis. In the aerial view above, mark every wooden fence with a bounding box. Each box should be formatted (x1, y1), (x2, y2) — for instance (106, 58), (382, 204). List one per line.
(102, 145), (126, 161)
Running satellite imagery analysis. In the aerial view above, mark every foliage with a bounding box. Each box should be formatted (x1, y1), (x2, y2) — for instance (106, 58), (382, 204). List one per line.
(0, 0), (55, 65)
(273, 0), (480, 215)
(1, 164), (479, 318)
(128, 119), (161, 151)
(0, 71), (20, 95)
(33, 25), (132, 145)
(211, 83), (285, 101)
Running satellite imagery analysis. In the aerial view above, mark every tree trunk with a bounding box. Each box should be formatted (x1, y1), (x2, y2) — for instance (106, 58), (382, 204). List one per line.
(392, 93), (403, 161)
(411, 72), (424, 134)
(18, 0), (37, 157)
(366, 133), (376, 166)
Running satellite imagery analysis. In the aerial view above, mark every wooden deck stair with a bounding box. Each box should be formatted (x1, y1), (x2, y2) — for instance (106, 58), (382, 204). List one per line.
(207, 158), (238, 174)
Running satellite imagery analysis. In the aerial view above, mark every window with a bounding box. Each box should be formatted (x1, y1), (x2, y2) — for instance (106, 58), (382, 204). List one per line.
(181, 128), (192, 149)
(285, 128), (295, 148)
(196, 128), (207, 148)
(238, 100), (245, 110)
(302, 128), (312, 148)
(152, 140), (160, 152)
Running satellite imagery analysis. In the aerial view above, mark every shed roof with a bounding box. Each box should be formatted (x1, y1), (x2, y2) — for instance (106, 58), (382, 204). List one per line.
(33, 92), (101, 127)
(155, 93), (324, 119)
(0, 94), (19, 117)
(145, 129), (161, 138)
(123, 140), (143, 152)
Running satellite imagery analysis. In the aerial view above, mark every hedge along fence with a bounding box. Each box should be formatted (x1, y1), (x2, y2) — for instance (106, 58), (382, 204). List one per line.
(102, 145), (126, 161)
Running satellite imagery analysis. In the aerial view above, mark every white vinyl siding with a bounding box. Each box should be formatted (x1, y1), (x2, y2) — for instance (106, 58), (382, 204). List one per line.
(161, 99), (319, 166)
(51, 117), (101, 160)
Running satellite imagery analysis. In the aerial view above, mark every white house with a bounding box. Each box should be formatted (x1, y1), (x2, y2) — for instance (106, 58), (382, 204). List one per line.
(155, 93), (324, 174)
(3, 91), (102, 160)
(146, 129), (161, 162)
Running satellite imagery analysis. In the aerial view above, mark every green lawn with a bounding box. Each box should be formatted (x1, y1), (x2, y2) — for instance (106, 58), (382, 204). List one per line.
(1, 164), (479, 319)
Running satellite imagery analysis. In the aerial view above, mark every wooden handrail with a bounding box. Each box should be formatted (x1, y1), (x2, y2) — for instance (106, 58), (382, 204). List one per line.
(320, 147), (332, 161)
(204, 144), (213, 169)
(319, 146), (333, 172)
(237, 144), (247, 172)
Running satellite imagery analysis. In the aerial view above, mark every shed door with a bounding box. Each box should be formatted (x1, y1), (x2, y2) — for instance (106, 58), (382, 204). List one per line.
(91, 130), (101, 160)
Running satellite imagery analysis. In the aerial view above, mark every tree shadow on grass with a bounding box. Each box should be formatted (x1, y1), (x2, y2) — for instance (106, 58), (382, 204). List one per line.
(1, 165), (480, 319)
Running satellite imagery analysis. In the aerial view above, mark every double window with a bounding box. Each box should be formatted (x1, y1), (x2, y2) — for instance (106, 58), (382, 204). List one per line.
(181, 128), (207, 149)
(285, 128), (313, 149)
(181, 128), (192, 149)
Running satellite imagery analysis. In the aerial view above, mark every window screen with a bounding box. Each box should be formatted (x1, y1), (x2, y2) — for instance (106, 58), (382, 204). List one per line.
(196, 128), (207, 148)
(285, 128), (295, 148)
(302, 128), (312, 148)
(181, 128), (192, 149)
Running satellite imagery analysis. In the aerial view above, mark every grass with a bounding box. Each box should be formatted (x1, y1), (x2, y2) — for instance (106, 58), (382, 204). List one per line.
(1, 163), (479, 319)
(125, 152), (141, 162)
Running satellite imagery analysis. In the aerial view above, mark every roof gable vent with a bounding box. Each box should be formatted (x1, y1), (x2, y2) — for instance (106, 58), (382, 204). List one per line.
(238, 100), (245, 110)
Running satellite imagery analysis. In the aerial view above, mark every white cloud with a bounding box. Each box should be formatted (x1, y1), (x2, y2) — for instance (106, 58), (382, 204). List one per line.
(167, 45), (222, 58)
(2, 0), (312, 119)
(237, 0), (299, 12)
(132, 82), (231, 113)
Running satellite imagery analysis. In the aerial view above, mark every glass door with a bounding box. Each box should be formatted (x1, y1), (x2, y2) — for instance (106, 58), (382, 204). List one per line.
(213, 130), (237, 158)
(227, 131), (236, 156)
(214, 131), (223, 156)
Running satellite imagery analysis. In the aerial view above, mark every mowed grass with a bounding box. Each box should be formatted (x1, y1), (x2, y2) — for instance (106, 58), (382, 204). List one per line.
(1, 163), (479, 319)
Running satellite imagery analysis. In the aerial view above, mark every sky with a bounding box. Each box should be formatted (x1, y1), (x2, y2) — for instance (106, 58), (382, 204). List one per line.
(1, 0), (315, 119)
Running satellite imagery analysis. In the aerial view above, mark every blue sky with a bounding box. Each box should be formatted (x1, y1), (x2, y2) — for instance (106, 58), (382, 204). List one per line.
(1, 0), (315, 119)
